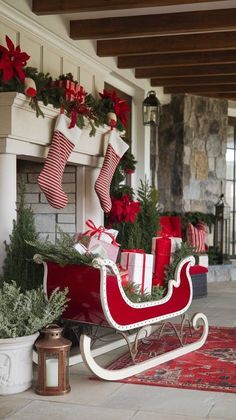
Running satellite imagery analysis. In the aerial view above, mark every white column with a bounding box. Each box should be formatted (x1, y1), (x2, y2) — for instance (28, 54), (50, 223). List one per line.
(0, 154), (17, 272)
(85, 167), (104, 228)
(76, 166), (104, 232)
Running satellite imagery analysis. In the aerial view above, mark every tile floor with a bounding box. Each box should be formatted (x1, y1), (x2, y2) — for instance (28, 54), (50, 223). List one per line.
(1, 281), (236, 420)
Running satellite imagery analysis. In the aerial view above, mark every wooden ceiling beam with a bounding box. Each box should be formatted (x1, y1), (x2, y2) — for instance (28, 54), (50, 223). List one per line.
(137, 63), (236, 79)
(206, 93), (236, 100)
(32, 0), (225, 15)
(164, 85), (236, 94)
(117, 50), (236, 69)
(150, 75), (236, 87)
(70, 8), (236, 40)
(97, 31), (236, 57)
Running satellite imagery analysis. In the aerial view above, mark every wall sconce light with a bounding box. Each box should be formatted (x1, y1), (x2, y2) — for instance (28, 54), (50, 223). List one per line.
(35, 324), (72, 396)
(142, 90), (161, 126)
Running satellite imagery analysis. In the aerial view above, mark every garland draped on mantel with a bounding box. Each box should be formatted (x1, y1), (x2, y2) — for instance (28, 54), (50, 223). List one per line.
(0, 35), (130, 136)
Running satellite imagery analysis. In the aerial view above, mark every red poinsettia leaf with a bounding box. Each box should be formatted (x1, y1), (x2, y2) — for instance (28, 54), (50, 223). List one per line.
(2, 65), (14, 82)
(19, 52), (30, 62)
(5, 35), (15, 51)
(14, 65), (25, 82)
(0, 45), (8, 53)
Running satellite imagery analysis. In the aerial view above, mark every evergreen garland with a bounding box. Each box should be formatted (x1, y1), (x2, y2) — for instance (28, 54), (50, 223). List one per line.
(123, 282), (166, 303)
(161, 211), (215, 234)
(28, 228), (95, 267)
(109, 138), (136, 200)
(164, 241), (195, 284)
(135, 178), (160, 253)
(0, 182), (43, 291)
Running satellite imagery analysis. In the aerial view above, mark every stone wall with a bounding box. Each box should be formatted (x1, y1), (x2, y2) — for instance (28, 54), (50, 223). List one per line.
(158, 96), (184, 212)
(158, 94), (228, 214)
(17, 160), (76, 242)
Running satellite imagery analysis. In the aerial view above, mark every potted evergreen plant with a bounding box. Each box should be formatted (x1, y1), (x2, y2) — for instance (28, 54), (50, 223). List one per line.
(0, 281), (69, 395)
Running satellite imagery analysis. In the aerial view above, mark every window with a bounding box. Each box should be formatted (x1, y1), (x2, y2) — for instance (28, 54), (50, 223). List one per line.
(225, 118), (236, 257)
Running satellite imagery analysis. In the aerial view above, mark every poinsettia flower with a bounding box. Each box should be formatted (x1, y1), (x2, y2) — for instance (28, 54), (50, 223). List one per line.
(109, 197), (124, 222)
(113, 99), (130, 128)
(108, 194), (140, 224)
(124, 200), (140, 223)
(0, 36), (30, 83)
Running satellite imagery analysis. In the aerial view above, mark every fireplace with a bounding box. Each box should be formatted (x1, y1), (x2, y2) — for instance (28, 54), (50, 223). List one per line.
(0, 92), (107, 271)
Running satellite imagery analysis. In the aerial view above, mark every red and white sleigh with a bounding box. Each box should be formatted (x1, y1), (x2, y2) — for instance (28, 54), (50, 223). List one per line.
(37, 255), (208, 381)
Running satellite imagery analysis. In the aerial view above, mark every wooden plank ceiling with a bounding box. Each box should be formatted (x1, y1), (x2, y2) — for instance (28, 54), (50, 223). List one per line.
(32, 0), (236, 100)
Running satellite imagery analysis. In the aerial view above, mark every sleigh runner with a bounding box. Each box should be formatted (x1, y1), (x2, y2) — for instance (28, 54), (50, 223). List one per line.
(36, 255), (208, 380)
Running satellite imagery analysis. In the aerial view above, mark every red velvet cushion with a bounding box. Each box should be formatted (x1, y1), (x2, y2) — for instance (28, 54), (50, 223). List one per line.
(186, 222), (207, 252)
(190, 265), (208, 275)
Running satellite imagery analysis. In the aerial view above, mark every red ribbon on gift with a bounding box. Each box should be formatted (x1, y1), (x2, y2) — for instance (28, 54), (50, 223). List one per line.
(121, 249), (146, 293)
(83, 219), (119, 246)
(152, 235), (171, 287)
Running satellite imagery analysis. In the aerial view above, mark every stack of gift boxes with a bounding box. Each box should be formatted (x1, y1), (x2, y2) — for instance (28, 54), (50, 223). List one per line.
(74, 219), (182, 295)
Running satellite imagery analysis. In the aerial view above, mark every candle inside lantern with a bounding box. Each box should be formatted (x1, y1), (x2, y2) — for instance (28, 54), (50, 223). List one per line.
(46, 358), (58, 387)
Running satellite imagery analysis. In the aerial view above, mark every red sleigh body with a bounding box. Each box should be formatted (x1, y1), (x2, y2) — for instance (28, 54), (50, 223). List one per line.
(44, 257), (193, 331)
(41, 256), (208, 380)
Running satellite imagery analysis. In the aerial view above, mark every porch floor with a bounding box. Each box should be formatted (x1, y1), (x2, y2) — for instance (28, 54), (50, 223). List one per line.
(1, 281), (236, 420)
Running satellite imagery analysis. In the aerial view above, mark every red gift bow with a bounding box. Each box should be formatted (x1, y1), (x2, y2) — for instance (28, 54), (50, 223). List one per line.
(121, 249), (146, 293)
(67, 83), (85, 102)
(157, 222), (182, 238)
(83, 219), (119, 246)
(56, 80), (86, 102)
(157, 228), (178, 238)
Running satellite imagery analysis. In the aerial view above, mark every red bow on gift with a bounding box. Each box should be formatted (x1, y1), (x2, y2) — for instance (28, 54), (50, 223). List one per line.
(68, 85), (87, 128)
(83, 219), (119, 246)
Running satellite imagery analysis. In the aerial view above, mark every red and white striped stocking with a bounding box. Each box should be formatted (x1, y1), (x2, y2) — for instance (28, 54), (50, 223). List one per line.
(38, 114), (81, 209)
(95, 130), (129, 213)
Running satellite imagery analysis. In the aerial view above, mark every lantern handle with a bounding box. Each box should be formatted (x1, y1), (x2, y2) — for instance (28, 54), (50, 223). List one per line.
(45, 323), (60, 328)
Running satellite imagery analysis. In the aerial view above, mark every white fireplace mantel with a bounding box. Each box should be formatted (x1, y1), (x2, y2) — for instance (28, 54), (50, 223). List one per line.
(0, 91), (109, 272)
(0, 92), (107, 168)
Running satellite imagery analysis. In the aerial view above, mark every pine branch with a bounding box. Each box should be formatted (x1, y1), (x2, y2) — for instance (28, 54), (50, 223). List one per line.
(28, 228), (95, 267)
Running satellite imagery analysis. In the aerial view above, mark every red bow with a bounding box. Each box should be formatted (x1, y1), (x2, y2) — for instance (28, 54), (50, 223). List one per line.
(83, 219), (119, 246)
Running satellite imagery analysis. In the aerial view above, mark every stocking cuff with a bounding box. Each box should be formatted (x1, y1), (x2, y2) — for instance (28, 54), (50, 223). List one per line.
(55, 114), (81, 145)
(109, 130), (129, 158)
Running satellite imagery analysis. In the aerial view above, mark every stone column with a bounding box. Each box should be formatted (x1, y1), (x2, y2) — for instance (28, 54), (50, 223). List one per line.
(0, 154), (17, 272)
(158, 94), (228, 213)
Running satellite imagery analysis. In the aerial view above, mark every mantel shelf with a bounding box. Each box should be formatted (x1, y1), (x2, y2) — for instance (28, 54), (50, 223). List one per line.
(0, 92), (107, 168)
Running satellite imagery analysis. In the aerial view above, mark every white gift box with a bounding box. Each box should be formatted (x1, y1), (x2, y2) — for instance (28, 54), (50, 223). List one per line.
(151, 236), (182, 272)
(74, 242), (87, 254)
(197, 254), (209, 268)
(96, 228), (118, 244)
(88, 237), (119, 262)
(120, 251), (153, 294)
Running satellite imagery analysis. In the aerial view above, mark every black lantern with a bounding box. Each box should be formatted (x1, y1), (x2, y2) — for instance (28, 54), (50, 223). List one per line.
(143, 90), (161, 125)
(35, 324), (72, 396)
(214, 194), (231, 264)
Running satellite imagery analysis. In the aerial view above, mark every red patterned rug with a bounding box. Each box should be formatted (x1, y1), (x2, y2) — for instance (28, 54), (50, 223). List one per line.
(107, 325), (236, 393)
